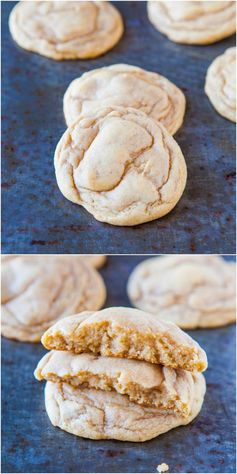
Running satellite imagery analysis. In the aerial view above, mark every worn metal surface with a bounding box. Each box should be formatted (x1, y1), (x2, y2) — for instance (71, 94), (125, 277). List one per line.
(1, 256), (236, 473)
(1, 1), (236, 254)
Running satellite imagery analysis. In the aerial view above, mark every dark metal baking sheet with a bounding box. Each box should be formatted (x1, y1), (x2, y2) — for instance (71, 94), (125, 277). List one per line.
(1, 1), (236, 254)
(1, 256), (236, 473)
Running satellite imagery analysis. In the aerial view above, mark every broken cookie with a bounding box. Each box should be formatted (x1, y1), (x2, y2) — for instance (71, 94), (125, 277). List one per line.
(36, 307), (207, 441)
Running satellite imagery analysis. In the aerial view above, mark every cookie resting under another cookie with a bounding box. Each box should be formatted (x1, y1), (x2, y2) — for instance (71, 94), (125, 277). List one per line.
(54, 106), (187, 226)
(127, 255), (236, 329)
(44, 374), (206, 441)
(147, 1), (236, 45)
(1, 256), (106, 342)
(9, 1), (123, 60)
(205, 47), (236, 123)
(63, 64), (186, 135)
(41, 307), (207, 371)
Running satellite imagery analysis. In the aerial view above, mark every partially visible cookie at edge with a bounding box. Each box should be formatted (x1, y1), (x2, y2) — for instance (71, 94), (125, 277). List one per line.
(205, 47), (236, 122)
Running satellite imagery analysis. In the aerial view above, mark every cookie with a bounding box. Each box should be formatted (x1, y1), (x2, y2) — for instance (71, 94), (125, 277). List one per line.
(41, 307), (207, 371)
(1, 256), (106, 342)
(147, 1), (236, 45)
(127, 255), (236, 329)
(205, 47), (236, 122)
(54, 106), (187, 226)
(9, 1), (123, 60)
(35, 350), (198, 415)
(44, 374), (206, 441)
(63, 64), (186, 135)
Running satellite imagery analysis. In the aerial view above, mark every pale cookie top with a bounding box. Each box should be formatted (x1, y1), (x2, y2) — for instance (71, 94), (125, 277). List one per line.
(1, 256), (106, 342)
(63, 64), (186, 135)
(45, 373), (205, 441)
(147, 1), (236, 45)
(9, 1), (123, 60)
(41, 307), (207, 371)
(54, 106), (187, 226)
(35, 350), (197, 415)
(205, 47), (236, 123)
(127, 255), (236, 329)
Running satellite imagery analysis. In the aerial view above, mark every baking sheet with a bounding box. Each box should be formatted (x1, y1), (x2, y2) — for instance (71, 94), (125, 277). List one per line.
(1, 256), (236, 473)
(1, 1), (236, 254)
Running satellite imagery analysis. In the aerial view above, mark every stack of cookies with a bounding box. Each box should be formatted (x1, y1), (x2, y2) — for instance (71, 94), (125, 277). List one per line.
(35, 307), (207, 442)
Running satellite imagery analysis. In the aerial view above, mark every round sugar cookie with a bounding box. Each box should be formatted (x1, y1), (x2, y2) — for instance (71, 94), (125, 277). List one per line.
(9, 1), (123, 60)
(127, 255), (236, 329)
(54, 106), (187, 226)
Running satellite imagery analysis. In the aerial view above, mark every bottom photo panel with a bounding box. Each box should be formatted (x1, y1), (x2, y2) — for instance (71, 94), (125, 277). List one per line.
(1, 254), (236, 474)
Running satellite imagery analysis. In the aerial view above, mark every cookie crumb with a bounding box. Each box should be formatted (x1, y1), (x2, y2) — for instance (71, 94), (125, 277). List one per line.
(157, 463), (169, 473)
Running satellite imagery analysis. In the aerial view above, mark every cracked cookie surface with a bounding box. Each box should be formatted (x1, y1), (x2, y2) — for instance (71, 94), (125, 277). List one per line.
(147, 1), (236, 45)
(63, 64), (186, 135)
(41, 307), (207, 371)
(54, 106), (187, 226)
(9, 1), (123, 60)
(35, 350), (197, 414)
(205, 47), (236, 123)
(127, 256), (236, 329)
(1, 256), (106, 342)
(44, 374), (206, 441)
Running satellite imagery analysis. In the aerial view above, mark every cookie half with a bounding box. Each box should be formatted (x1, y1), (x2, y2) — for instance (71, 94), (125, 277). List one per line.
(44, 374), (206, 441)
(41, 307), (207, 371)
(127, 255), (236, 329)
(9, 1), (123, 60)
(205, 47), (236, 123)
(35, 350), (198, 415)
(63, 64), (186, 135)
(54, 106), (187, 226)
(1, 256), (106, 342)
(147, 1), (236, 45)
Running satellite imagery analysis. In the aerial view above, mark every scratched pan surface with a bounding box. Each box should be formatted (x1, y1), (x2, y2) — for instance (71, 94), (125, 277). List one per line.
(1, 1), (236, 254)
(1, 256), (236, 473)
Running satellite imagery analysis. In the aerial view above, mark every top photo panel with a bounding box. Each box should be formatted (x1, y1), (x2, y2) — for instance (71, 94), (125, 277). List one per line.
(2, 0), (236, 254)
